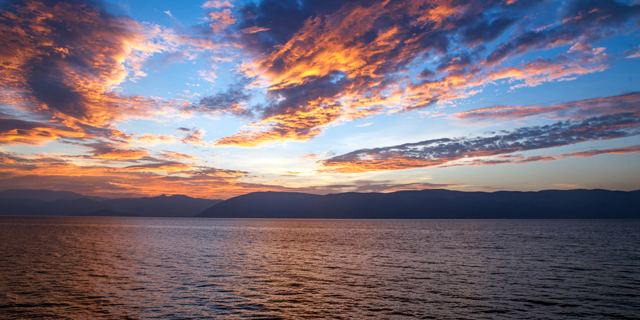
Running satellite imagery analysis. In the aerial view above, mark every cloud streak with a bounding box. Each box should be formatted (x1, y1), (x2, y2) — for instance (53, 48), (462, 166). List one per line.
(454, 92), (640, 122)
(440, 145), (640, 168)
(321, 110), (640, 173)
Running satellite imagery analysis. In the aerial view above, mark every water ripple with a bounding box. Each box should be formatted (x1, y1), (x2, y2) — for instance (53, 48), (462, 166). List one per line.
(1, 217), (639, 319)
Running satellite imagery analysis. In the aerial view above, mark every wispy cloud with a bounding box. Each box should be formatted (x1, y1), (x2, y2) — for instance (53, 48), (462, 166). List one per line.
(439, 145), (640, 168)
(454, 92), (640, 122)
(321, 108), (640, 173)
(186, 80), (254, 118)
(179, 127), (208, 147)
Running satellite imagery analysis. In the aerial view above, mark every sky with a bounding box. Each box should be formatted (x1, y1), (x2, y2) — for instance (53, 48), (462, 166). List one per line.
(0, 0), (639, 199)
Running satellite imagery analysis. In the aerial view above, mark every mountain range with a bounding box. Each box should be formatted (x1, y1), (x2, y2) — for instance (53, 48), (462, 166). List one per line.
(0, 189), (222, 217)
(197, 189), (640, 219)
(0, 189), (638, 219)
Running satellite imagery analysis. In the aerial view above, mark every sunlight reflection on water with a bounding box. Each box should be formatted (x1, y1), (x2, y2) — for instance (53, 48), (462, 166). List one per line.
(1, 217), (639, 319)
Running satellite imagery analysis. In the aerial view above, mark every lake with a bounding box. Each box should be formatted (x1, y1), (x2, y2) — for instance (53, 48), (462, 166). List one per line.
(1, 217), (639, 319)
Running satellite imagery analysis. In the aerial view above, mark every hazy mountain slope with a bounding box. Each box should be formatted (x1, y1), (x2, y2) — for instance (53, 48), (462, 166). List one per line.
(101, 195), (222, 217)
(0, 189), (103, 202)
(0, 191), (222, 217)
(198, 192), (324, 218)
(198, 189), (640, 219)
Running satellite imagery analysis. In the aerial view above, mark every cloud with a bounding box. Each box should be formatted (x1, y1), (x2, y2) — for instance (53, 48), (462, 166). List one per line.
(3, 0), (638, 149)
(240, 26), (270, 34)
(0, 0), (191, 147)
(215, 71), (348, 146)
(440, 144), (640, 168)
(305, 180), (459, 194)
(297, 154), (319, 161)
(486, 0), (640, 64)
(564, 144), (640, 158)
(188, 81), (254, 118)
(159, 151), (198, 161)
(205, 0), (639, 147)
(83, 141), (149, 161)
(179, 127), (208, 146)
(0, 118), (86, 145)
(321, 111), (640, 173)
(135, 134), (178, 144)
(623, 46), (640, 59)
(461, 16), (517, 46)
(202, 1), (232, 9)
(454, 92), (640, 122)
(122, 161), (190, 172)
(486, 49), (610, 89)
(208, 9), (236, 32)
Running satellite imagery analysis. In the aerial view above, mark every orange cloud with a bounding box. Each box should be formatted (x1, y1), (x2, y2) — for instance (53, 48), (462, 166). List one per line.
(92, 149), (149, 161)
(159, 151), (198, 161)
(241, 26), (270, 34)
(216, 100), (343, 147)
(0, 0), (185, 146)
(297, 154), (319, 161)
(208, 9), (236, 32)
(212, 0), (622, 147)
(320, 155), (445, 174)
(136, 134), (178, 144)
(0, 119), (86, 145)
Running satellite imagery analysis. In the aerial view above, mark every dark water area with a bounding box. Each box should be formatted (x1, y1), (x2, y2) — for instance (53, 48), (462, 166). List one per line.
(1, 218), (639, 319)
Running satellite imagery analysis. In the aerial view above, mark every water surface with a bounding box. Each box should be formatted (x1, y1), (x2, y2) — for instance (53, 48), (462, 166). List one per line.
(1, 217), (639, 319)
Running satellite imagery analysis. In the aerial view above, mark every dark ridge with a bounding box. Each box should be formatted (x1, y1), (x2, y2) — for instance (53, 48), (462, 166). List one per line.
(0, 189), (103, 202)
(103, 195), (223, 217)
(0, 191), (223, 217)
(198, 189), (640, 219)
(80, 209), (138, 217)
(37, 198), (111, 216)
(197, 192), (324, 218)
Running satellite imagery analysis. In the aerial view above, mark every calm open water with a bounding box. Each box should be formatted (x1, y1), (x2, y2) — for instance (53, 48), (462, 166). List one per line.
(0, 217), (639, 319)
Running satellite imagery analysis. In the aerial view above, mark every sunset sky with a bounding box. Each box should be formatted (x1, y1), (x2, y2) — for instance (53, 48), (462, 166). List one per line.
(1, 0), (639, 199)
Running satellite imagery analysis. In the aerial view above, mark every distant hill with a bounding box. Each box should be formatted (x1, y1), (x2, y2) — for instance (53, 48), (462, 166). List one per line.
(198, 189), (640, 219)
(103, 195), (222, 217)
(0, 189), (103, 202)
(0, 190), (222, 217)
(81, 209), (138, 217)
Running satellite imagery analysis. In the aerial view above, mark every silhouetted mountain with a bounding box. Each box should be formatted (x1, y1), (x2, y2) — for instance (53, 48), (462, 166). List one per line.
(38, 198), (114, 216)
(0, 198), (48, 216)
(0, 198), (113, 216)
(82, 209), (138, 217)
(0, 190), (222, 217)
(103, 195), (222, 217)
(0, 189), (103, 202)
(198, 189), (640, 219)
